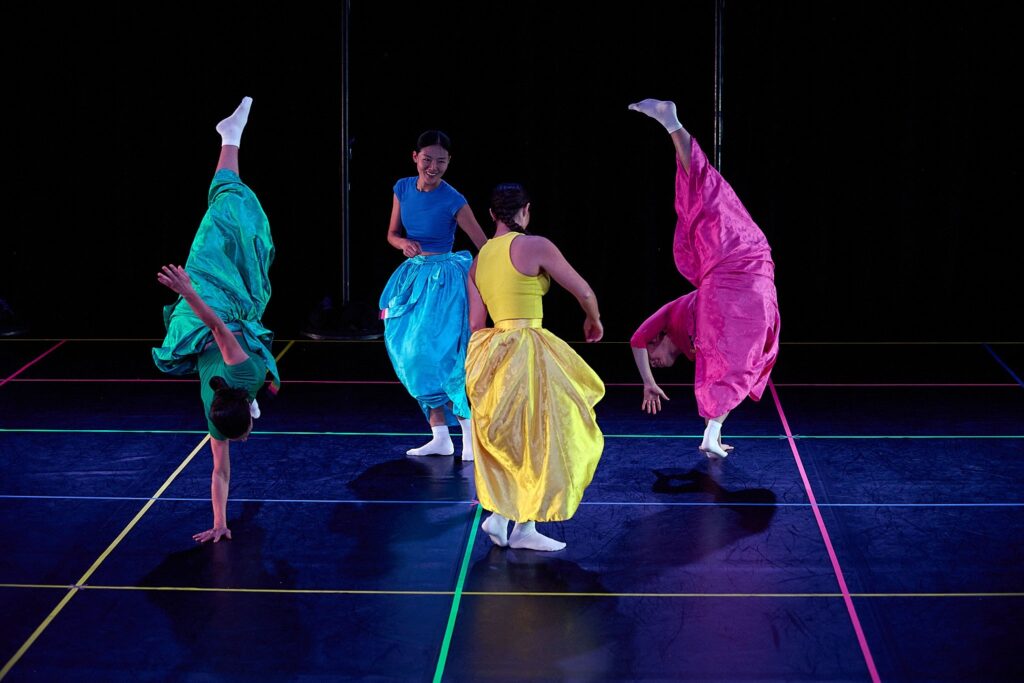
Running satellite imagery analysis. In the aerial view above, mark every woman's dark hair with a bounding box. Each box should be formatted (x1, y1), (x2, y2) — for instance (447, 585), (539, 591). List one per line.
(208, 376), (251, 440)
(490, 183), (531, 233)
(415, 130), (451, 153)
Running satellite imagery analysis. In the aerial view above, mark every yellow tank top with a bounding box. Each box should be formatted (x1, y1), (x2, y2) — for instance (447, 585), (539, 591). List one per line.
(475, 232), (551, 323)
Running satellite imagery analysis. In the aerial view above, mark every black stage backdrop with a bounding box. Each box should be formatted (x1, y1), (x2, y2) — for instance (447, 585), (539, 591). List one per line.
(4, 1), (1022, 342)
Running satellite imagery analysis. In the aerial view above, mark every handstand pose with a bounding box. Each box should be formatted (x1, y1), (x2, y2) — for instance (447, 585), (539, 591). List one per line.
(153, 97), (280, 543)
(629, 98), (780, 459)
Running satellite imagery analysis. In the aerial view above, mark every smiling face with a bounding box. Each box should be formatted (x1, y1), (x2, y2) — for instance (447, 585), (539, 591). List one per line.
(412, 144), (450, 190)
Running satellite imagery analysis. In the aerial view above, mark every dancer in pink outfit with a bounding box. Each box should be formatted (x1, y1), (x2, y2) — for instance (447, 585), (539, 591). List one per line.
(628, 98), (780, 459)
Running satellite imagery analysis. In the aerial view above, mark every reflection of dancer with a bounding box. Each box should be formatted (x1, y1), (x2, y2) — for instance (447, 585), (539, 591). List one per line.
(466, 184), (604, 551)
(628, 98), (779, 459)
(153, 97), (280, 543)
(379, 130), (488, 460)
(461, 547), (616, 677)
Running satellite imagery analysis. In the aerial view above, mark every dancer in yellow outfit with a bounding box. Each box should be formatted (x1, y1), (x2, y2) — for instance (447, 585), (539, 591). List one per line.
(466, 183), (605, 551)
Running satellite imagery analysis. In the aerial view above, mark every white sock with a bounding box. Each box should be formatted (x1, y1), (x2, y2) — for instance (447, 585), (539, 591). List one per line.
(406, 425), (454, 456)
(457, 416), (474, 461)
(216, 96), (253, 147)
(628, 98), (682, 134)
(509, 521), (566, 552)
(700, 419), (729, 458)
(481, 512), (509, 547)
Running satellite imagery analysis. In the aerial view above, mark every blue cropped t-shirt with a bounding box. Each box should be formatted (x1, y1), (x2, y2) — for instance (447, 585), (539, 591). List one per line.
(394, 177), (468, 253)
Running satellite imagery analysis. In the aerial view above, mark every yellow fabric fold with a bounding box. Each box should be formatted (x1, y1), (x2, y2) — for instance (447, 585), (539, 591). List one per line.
(466, 325), (604, 522)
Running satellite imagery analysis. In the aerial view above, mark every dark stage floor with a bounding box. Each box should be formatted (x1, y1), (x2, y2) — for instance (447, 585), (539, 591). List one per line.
(1, 338), (1022, 681)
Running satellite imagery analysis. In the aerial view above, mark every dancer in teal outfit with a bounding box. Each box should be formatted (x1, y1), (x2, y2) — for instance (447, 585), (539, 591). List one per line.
(153, 97), (278, 543)
(379, 130), (488, 460)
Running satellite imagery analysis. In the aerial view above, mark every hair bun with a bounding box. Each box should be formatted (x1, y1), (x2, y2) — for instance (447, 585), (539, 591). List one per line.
(209, 376), (228, 391)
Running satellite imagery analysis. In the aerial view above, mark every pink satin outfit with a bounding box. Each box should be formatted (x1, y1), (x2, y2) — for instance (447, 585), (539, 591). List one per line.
(633, 138), (780, 419)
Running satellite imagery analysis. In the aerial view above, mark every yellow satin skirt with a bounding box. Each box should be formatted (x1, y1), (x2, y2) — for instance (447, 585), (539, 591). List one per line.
(466, 319), (605, 522)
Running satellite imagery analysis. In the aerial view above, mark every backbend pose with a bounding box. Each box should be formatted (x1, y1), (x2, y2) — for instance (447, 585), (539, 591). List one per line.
(628, 98), (780, 459)
(153, 97), (280, 543)
(379, 130), (488, 460)
(466, 183), (605, 551)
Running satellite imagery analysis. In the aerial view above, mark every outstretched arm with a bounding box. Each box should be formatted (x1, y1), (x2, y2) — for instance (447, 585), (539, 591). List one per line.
(532, 238), (602, 342)
(467, 260), (488, 332)
(630, 303), (676, 414)
(632, 346), (670, 414)
(456, 204), (488, 250)
(157, 265), (247, 365)
(194, 437), (232, 543)
(386, 195), (421, 257)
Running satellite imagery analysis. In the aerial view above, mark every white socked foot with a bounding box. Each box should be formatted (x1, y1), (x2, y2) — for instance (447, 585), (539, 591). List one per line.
(509, 521), (566, 552)
(406, 425), (454, 456)
(481, 512), (509, 547)
(627, 98), (682, 134)
(700, 419), (729, 459)
(457, 416), (474, 461)
(216, 96), (252, 147)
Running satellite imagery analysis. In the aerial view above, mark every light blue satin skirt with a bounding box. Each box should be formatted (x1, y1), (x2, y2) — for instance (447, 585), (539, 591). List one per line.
(379, 251), (472, 425)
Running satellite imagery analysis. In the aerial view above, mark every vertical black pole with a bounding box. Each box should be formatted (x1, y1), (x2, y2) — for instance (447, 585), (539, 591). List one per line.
(304, 0), (382, 339)
(341, 0), (351, 304)
(713, 0), (724, 171)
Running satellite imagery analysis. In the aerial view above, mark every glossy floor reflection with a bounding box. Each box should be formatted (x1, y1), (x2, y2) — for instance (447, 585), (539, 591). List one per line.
(1, 339), (1022, 681)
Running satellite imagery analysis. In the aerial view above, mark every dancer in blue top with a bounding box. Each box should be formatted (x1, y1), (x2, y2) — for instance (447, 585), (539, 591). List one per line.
(380, 130), (488, 460)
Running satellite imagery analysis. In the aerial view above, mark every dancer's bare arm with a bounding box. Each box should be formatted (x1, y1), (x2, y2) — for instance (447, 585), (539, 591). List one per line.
(526, 237), (602, 342)
(632, 347), (670, 414)
(194, 437), (232, 543)
(157, 265), (247, 365)
(456, 205), (488, 250)
(386, 195), (421, 257)
(468, 261), (488, 332)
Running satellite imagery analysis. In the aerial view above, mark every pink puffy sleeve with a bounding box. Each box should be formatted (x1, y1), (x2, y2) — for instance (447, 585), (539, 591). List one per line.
(630, 301), (671, 349)
(630, 293), (697, 361)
